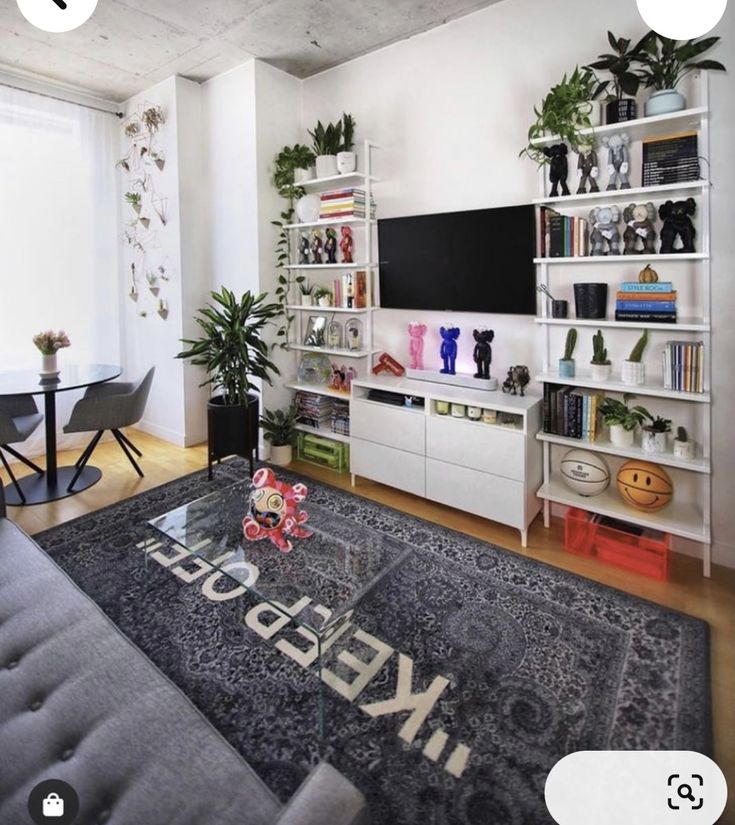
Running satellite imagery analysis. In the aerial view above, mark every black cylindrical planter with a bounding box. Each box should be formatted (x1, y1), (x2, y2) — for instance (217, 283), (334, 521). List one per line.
(574, 283), (608, 319)
(605, 98), (637, 124)
(551, 300), (568, 318)
(207, 394), (259, 478)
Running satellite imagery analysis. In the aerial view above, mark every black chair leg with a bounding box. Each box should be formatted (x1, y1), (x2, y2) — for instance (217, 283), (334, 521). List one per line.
(0, 448), (26, 504)
(2, 444), (44, 475)
(112, 430), (144, 478)
(114, 429), (142, 457)
(68, 431), (103, 491)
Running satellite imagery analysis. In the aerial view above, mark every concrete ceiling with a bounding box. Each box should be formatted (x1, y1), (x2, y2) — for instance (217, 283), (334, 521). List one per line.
(0, 0), (502, 102)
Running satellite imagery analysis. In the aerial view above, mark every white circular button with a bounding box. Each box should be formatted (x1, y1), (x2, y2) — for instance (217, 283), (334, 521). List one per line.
(636, 0), (727, 39)
(16, 0), (98, 33)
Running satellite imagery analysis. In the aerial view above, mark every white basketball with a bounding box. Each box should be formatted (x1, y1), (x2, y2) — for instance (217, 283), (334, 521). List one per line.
(560, 449), (611, 497)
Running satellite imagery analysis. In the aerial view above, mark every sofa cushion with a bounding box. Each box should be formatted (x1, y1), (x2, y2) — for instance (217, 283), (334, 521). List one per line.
(0, 518), (281, 825)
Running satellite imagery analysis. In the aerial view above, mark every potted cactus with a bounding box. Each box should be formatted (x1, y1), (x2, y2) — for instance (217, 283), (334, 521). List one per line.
(622, 329), (648, 386)
(641, 413), (671, 454)
(559, 328), (577, 378)
(599, 395), (650, 448)
(673, 426), (694, 459)
(590, 329), (612, 382)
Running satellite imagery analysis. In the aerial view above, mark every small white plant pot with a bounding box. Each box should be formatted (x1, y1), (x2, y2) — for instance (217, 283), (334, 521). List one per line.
(673, 439), (695, 460)
(337, 151), (357, 174)
(590, 363), (611, 382)
(609, 423), (635, 449)
(315, 155), (338, 178)
(301, 294), (314, 306)
(270, 445), (293, 467)
(40, 353), (59, 378)
(317, 296), (332, 308)
(642, 428), (668, 454)
(622, 360), (645, 386)
(294, 167), (314, 183)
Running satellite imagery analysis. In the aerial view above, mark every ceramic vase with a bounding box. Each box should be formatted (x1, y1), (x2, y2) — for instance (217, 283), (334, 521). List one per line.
(315, 155), (338, 178)
(270, 444), (293, 466)
(558, 358), (575, 378)
(609, 423), (635, 448)
(301, 294), (314, 306)
(40, 353), (59, 378)
(645, 89), (685, 117)
(337, 151), (356, 174)
(590, 363), (612, 382)
(622, 360), (645, 386)
(642, 428), (668, 454)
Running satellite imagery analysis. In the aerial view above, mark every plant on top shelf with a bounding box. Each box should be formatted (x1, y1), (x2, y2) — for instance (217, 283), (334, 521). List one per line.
(673, 425), (695, 459)
(260, 405), (298, 466)
(622, 329), (648, 386)
(559, 328), (577, 378)
(337, 113), (357, 174)
(590, 329), (612, 382)
(637, 33), (726, 116)
(599, 394), (650, 448)
(641, 410), (672, 455)
(585, 30), (652, 123)
(309, 119), (343, 178)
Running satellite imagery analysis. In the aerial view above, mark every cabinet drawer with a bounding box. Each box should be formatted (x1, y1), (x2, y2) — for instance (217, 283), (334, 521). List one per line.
(352, 439), (426, 497)
(350, 399), (425, 455)
(426, 458), (524, 529)
(426, 416), (524, 480)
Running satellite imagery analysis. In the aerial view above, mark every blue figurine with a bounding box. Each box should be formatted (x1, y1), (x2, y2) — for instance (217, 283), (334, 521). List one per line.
(439, 326), (460, 374)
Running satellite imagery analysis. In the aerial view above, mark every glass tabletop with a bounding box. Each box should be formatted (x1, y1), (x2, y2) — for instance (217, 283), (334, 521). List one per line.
(147, 480), (414, 637)
(0, 364), (122, 395)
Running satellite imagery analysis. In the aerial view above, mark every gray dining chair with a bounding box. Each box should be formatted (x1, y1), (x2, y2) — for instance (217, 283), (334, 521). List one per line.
(0, 395), (44, 504)
(63, 367), (155, 491)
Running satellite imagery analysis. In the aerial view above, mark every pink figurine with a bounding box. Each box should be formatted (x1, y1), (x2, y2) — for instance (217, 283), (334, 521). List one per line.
(340, 226), (353, 263)
(408, 322), (427, 370)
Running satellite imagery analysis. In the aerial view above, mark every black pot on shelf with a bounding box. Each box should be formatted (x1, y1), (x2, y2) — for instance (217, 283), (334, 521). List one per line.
(605, 98), (637, 124)
(207, 394), (259, 479)
(574, 283), (608, 319)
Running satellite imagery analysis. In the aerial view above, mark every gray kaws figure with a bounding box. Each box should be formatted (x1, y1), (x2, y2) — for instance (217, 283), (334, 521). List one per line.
(589, 205), (621, 256)
(602, 132), (631, 191)
(623, 202), (657, 255)
(576, 142), (599, 194)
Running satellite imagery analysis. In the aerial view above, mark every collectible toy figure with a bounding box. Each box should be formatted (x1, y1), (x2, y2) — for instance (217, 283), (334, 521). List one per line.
(310, 229), (323, 264)
(602, 133), (631, 190)
(372, 352), (406, 376)
(242, 467), (312, 553)
(659, 198), (696, 253)
(576, 142), (599, 194)
(623, 202), (657, 255)
(298, 233), (310, 265)
(340, 226), (354, 263)
(472, 328), (494, 380)
(330, 364), (357, 392)
(542, 143), (570, 198)
(408, 322), (427, 370)
(439, 326), (460, 375)
(502, 365), (531, 396)
(589, 205), (622, 256)
(324, 227), (338, 264)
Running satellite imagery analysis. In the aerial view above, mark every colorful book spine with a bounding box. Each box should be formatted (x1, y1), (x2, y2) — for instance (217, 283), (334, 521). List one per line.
(619, 282), (674, 292)
(616, 300), (677, 312)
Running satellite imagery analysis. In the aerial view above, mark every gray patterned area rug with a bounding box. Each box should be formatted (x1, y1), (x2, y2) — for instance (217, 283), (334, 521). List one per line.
(34, 460), (711, 825)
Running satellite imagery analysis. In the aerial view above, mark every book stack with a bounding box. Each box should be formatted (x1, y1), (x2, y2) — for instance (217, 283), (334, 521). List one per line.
(543, 385), (604, 441)
(642, 132), (699, 186)
(331, 399), (350, 436)
(663, 341), (705, 393)
(615, 280), (677, 323)
(539, 208), (588, 257)
(294, 391), (333, 429)
(320, 188), (376, 220)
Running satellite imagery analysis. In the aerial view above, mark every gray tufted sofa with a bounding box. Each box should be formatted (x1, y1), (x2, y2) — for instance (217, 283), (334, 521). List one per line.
(0, 485), (369, 825)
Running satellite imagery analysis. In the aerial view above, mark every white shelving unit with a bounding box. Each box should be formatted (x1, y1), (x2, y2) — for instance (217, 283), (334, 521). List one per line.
(535, 74), (712, 576)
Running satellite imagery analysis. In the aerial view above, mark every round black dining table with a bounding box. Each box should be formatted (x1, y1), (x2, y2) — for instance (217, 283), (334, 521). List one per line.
(0, 364), (122, 505)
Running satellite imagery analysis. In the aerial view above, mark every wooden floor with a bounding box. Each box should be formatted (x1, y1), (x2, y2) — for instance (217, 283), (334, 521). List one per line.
(3, 430), (734, 813)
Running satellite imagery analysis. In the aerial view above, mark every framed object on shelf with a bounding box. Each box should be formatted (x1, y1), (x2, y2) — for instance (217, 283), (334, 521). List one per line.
(304, 315), (327, 347)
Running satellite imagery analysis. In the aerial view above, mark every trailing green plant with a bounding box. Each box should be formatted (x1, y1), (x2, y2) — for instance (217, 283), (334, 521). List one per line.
(176, 287), (281, 406)
(599, 395), (650, 431)
(676, 426), (689, 442)
(273, 144), (315, 200)
(309, 119), (343, 155)
(642, 413), (672, 433)
(522, 67), (606, 163)
(585, 30), (652, 100)
(341, 113), (356, 152)
(627, 329), (649, 363)
(260, 405), (298, 447)
(591, 329), (611, 365)
(637, 33), (726, 91)
(562, 328), (578, 361)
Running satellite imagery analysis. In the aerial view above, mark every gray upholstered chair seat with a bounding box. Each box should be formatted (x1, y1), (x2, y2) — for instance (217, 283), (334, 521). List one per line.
(0, 395), (44, 504)
(7, 412), (43, 441)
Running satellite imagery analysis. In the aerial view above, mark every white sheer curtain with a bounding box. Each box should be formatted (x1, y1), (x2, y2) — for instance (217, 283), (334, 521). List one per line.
(0, 84), (121, 457)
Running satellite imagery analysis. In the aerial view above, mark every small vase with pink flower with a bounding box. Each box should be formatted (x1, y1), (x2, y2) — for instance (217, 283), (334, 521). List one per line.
(33, 329), (71, 379)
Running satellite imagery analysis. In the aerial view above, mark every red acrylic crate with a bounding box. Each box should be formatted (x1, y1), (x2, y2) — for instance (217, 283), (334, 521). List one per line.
(563, 507), (671, 581)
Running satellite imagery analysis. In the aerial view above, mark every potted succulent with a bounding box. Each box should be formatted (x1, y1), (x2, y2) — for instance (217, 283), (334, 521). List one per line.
(638, 33), (726, 116)
(314, 286), (333, 308)
(260, 405), (298, 466)
(586, 31), (651, 123)
(558, 328), (577, 378)
(337, 113), (357, 174)
(309, 119), (343, 178)
(599, 395), (650, 448)
(299, 279), (314, 306)
(590, 329), (612, 382)
(177, 288), (281, 479)
(125, 191), (142, 214)
(641, 413), (672, 454)
(673, 425), (695, 459)
(622, 329), (648, 386)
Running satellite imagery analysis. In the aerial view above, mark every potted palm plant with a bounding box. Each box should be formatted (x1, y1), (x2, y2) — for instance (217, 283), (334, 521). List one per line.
(590, 329), (612, 382)
(177, 288), (281, 479)
(337, 113), (357, 174)
(309, 119), (343, 178)
(586, 31), (651, 123)
(260, 405), (298, 466)
(599, 395), (650, 448)
(622, 329), (648, 386)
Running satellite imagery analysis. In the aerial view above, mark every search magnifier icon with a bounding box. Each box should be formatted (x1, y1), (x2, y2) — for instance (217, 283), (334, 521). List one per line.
(678, 783), (696, 802)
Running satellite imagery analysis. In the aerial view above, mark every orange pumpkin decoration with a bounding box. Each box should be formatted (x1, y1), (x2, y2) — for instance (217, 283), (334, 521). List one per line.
(638, 264), (659, 283)
(616, 460), (673, 512)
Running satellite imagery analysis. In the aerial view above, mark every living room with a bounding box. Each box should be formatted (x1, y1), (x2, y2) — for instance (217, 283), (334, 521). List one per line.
(0, 0), (733, 823)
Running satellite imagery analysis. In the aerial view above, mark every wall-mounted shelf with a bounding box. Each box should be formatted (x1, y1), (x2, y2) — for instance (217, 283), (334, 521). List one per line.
(283, 217), (376, 230)
(534, 317), (710, 332)
(288, 344), (377, 358)
(533, 179), (709, 206)
(285, 305), (376, 314)
(536, 372), (711, 403)
(534, 253), (709, 265)
(285, 262), (374, 270)
(300, 171), (379, 191)
(285, 382), (351, 401)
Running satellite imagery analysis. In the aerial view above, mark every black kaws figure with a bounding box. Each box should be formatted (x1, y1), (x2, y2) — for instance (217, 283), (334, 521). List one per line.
(659, 198), (696, 253)
(473, 328), (494, 380)
(543, 143), (570, 198)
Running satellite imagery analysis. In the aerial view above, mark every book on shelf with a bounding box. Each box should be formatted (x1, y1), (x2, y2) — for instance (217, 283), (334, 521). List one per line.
(615, 311), (678, 323)
(662, 340), (705, 393)
(616, 300), (677, 312)
(320, 188), (376, 219)
(619, 281), (675, 293)
(543, 384), (603, 441)
(616, 280), (677, 322)
(642, 131), (700, 186)
(545, 213), (589, 258)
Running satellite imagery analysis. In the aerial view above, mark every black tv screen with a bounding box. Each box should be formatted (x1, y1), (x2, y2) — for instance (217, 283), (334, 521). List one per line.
(378, 204), (535, 314)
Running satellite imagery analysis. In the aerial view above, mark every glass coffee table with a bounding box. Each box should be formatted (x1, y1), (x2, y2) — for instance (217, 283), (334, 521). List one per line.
(147, 479), (414, 735)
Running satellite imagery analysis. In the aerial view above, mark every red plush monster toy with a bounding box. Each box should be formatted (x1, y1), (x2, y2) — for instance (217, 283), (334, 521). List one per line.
(242, 467), (312, 553)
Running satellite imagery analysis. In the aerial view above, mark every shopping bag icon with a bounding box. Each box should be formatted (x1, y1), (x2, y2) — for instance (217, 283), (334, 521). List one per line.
(42, 792), (64, 817)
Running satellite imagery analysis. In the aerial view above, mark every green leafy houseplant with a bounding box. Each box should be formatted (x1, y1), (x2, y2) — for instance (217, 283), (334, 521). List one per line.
(309, 120), (343, 156)
(273, 144), (315, 199)
(641, 411), (672, 454)
(600, 395), (650, 449)
(638, 33), (726, 91)
(643, 414), (672, 433)
(341, 113), (356, 152)
(260, 406), (298, 447)
(586, 31), (651, 100)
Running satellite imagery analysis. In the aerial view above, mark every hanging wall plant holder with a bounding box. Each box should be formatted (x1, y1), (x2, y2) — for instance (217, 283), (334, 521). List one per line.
(157, 300), (168, 320)
(129, 285), (138, 302)
(154, 155), (166, 171)
(152, 197), (168, 226)
(139, 216), (151, 230)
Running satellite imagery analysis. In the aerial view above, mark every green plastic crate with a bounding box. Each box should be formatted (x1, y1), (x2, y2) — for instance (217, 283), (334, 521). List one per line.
(297, 432), (350, 473)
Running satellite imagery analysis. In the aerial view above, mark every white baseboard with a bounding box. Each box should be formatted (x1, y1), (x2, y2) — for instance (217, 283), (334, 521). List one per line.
(133, 419), (187, 447)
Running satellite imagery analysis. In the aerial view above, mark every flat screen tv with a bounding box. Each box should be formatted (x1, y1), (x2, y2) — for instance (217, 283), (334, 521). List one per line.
(378, 204), (535, 314)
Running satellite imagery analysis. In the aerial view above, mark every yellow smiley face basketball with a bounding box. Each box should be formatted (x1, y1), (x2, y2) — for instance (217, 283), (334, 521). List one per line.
(616, 460), (673, 512)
